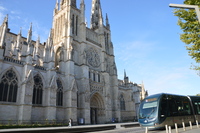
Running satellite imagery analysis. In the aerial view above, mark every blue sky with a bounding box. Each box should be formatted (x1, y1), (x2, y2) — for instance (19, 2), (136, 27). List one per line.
(0, 0), (199, 96)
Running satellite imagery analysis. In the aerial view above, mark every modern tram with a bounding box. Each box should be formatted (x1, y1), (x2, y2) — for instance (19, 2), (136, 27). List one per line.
(138, 93), (200, 129)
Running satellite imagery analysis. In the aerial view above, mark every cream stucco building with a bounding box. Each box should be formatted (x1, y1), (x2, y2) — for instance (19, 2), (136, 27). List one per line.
(0, 0), (147, 124)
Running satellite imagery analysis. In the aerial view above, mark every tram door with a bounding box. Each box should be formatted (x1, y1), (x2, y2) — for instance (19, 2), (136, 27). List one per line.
(90, 108), (97, 124)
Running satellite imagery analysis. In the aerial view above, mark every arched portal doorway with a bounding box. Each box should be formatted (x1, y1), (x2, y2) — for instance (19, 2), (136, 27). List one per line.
(90, 93), (105, 124)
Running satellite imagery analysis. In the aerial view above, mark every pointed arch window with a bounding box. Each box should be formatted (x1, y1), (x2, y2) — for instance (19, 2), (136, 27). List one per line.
(32, 74), (43, 105)
(98, 73), (100, 82)
(89, 71), (91, 79)
(56, 79), (63, 106)
(120, 94), (126, 111)
(76, 16), (78, 36)
(93, 73), (95, 81)
(0, 69), (18, 102)
(104, 32), (109, 53)
(77, 92), (79, 107)
(72, 15), (75, 34)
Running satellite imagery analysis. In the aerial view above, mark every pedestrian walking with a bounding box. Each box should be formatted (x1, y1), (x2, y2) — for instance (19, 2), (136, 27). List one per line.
(68, 118), (72, 127)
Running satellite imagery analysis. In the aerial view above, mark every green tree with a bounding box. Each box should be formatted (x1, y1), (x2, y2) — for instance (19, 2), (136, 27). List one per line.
(173, 0), (200, 72)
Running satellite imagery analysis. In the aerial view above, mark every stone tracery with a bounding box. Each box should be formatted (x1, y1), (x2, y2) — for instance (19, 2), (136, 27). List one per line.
(0, 69), (18, 102)
(86, 48), (101, 68)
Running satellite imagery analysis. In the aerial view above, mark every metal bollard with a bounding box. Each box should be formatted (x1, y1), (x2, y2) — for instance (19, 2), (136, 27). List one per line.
(182, 122), (186, 131)
(145, 127), (148, 133)
(189, 121), (192, 129)
(165, 125), (168, 133)
(196, 120), (199, 128)
(175, 123), (178, 133)
(168, 126), (172, 133)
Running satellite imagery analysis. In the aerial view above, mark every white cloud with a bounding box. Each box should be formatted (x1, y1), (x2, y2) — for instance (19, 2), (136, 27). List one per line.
(31, 20), (50, 42)
(115, 39), (200, 96)
(10, 10), (20, 15)
(141, 65), (197, 95)
(0, 12), (4, 23)
(0, 5), (6, 23)
(115, 40), (157, 63)
(5, 11), (50, 42)
(0, 5), (6, 11)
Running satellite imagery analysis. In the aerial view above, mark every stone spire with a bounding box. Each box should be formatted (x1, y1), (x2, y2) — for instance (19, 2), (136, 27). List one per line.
(35, 35), (40, 56)
(80, 0), (85, 23)
(13, 28), (22, 57)
(54, 0), (59, 15)
(27, 23), (32, 45)
(124, 69), (126, 79)
(16, 27), (22, 49)
(80, 0), (85, 10)
(33, 35), (40, 65)
(44, 30), (52, 63)
(71, 0), (77, 7)
(0, 14), (8, 48)
(60, 0), (65, 5)
(60, 0), (77, 8)
(2, 14), (8, 25)
(48, 29), (53, 49)
(60, 0), (67, 8)
(81, 0), (85, 4)
(26, 23), (34, 56)
(124, 69), (129, 85)
(12, 27), (22, 59)
(46, 29), (54, 62)
(106, 13), (110, 29)
(91, 0), (103, 29)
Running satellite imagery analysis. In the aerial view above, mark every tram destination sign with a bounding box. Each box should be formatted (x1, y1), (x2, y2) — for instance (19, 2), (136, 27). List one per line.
(145, 98), (157, 102)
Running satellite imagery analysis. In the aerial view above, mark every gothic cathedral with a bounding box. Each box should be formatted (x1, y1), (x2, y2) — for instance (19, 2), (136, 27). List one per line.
(0, 0), (147, 124)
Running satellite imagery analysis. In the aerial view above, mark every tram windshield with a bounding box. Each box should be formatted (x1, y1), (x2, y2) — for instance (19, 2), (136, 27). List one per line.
(139, 98), (158, 119)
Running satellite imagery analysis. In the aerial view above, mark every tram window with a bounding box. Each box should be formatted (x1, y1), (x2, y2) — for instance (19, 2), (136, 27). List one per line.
(181, 101), (191, 115)
(160, 96), (168, 116)
(168, 99), (178, 116)
(143, 101), (157, 109)
(168, 96), (192, 116)
(176, 97), (191, 115)
(198, 102), (200, 114)
(194, 102), (200, 114)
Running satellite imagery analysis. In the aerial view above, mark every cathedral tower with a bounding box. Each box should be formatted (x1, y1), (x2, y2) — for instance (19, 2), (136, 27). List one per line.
(91, 0), (103, 30)
(52, 0), (81, 123)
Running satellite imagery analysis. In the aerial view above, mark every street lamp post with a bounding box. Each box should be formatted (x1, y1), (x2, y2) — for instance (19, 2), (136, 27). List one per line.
(169, 3), (200, 24)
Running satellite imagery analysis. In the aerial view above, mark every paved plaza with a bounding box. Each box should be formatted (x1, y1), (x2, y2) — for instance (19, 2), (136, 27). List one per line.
(89, 126), (200, 133)
(0, 123), (200, 133)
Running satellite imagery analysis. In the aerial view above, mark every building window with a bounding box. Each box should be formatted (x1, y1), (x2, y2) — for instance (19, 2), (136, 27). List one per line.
(76, 16), (78, 36)
(72, 15), (75, 34)
(89, 71), (91, 79)
(32, 74), (43, 105)
(56, 79), (63, 106)
(93, 73), (95, 81)
(120, 94), (126, 111)
(0, 69), (18, 102)
(98, 73), (100, 82)
(77, 92), (79, 107)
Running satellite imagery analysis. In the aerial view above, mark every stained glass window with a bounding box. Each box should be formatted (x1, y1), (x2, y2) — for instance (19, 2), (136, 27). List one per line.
(32, 74), (43, 105)
(120, 94), (126, 111)
(0, 69), (18, 102)
(56, 79), (63, 106)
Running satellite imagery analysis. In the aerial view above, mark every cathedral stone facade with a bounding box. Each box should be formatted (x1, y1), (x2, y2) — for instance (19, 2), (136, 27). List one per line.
(0, 0), (147, 124)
